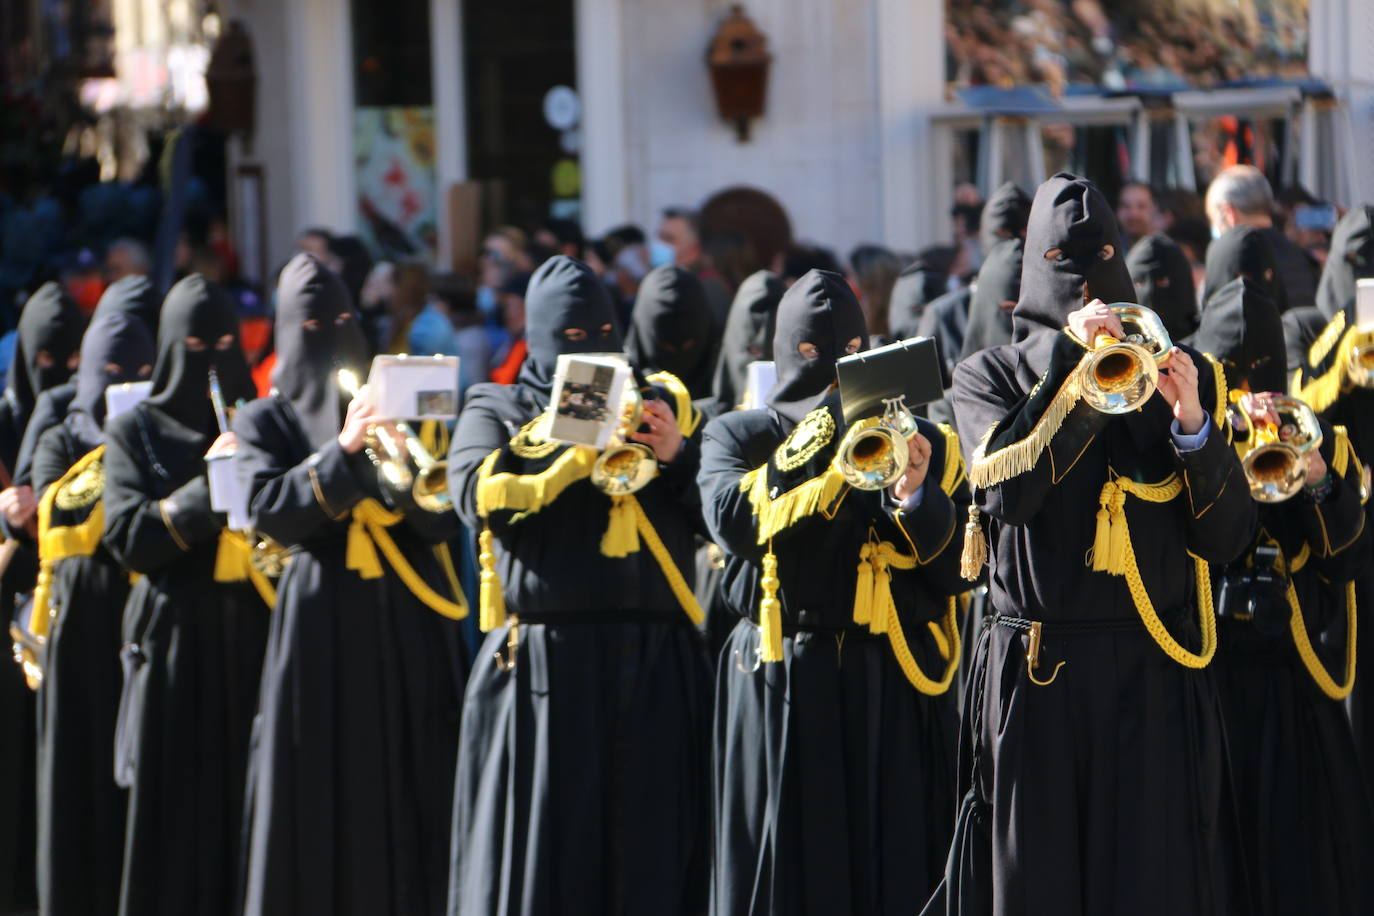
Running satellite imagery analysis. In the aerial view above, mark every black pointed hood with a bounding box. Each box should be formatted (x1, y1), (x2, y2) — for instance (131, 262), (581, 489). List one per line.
(1315, 204), (1374, 320)
(144, 274), (256, 434)
(766, 269), (867, 425)
(9, 282), (84, 420)
(1190, 277), (1286, 394)
(887, 247), (954, 340)
(959, 238), (1023, 360)
(625, 265), (715, 399)
(517, 255), (622, 401)
(1127, 233), (1198, 341)
(981, 181), (1032, 249)
(92, 273), (161, 336)
(67, 310), (156, 449)
(710, 269), (782, 411)
(1203, 225), (1283, 308)
(1013, 174), (1135, 371)
(272, 253), (369, 449)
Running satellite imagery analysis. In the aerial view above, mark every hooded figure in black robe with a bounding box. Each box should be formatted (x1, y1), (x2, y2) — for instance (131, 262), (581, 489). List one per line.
(1199, 276), (1374, 915)
(235, 253), (467, 916)
(703, 270), (782, 421)
(102, 274), (268, 916)
(1127, 233), (1198, 342)
(1202, 225), (1287, 312)
(888, 248), (955, 341)
(1285, 205), (1374, 770)
(957, 239), (1023, 362)
(31, 305), (156, 916)
(625, 264), (717, 401)
(0, 282), (83, 912)
(700, 269), (972, 915)
(445, 255), (711, 916)
(980, 182), (1032, 252)
(928, 174), (1256, 915)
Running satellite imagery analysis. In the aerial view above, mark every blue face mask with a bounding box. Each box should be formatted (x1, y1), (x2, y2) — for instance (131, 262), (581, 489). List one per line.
(1210, 222), (1226, 241)
(649, 239), (676, 269)
(476, 285), (499, 317)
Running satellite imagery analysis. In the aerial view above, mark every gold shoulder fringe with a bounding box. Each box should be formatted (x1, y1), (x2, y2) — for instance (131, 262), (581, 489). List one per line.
(739, 462), (847, 545)
(968, 368), (1081, 489)
(476, 444), (598, 520)
(1294, 323), (1357, 413)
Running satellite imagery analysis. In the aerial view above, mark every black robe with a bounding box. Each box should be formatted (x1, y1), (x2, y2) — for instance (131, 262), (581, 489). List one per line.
(103, 411), (269, 915)
(700, 401), (970, 916)
(1210, 419), (1374, 915)
(445, 378), (711, 916)
(30, 421), (131, 916)
(935, 330), (1255, 914)
(235, 395), (467, 916)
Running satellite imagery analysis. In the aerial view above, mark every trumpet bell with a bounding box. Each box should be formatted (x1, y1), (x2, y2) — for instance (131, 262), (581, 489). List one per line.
(1242, 444), (1305, 503)
(838, 425), (910, 491)
(1079, 305), (1173, 415)
(591, 443), (658, 496)
(1350, 340), (1374, 387)
(413, 463), (452, 513)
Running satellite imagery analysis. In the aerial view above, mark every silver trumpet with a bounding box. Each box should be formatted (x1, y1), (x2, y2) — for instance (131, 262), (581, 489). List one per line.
(1232, 394), (1324, 503)
(837, 395), (919, 491)
(1080, 304), (1173, 414)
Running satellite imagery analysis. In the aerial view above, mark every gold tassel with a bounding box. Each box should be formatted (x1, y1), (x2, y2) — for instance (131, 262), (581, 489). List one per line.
(758, 544), (784, 662)
(1090, 502), (1112, 572)
(478, 525), (506, 632)
(959, 505), (987, 581)
(853, 543), (874, 627)
(599, 495), (641, 557)
(870, 562), (892, 634)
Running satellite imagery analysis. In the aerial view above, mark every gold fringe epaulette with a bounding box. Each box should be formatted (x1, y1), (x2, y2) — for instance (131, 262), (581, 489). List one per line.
(1309, 310), (1347, 368)
(968, 369), (1081, 489)
(738, 462), (847, 545)
(475, 445), (598, 520)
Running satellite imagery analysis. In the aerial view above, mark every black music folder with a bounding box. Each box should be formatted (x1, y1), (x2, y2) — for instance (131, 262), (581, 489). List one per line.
(836, 336), (945, 425)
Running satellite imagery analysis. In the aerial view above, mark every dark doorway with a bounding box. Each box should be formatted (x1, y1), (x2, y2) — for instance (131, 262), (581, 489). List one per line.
(462, 0), (578, 232)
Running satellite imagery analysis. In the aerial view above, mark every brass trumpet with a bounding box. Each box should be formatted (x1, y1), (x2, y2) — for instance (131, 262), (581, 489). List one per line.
(1347, 330), (1374, 387)
(837, 396), (919, 491)
(1080, 304), (1173, 414)
(1232, 394), (1323, 503)
(337, 368), (418, 494)
(394, 422), (452, 513)
(336, 369), (453, 512)
(589, 386), (659, 496)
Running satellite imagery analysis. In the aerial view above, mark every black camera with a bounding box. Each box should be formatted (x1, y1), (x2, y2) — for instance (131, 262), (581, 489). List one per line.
(1215, 545), (1290, 637)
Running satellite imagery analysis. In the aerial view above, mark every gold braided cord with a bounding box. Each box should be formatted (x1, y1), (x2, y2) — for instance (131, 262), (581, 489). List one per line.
(1332, 425), (1356, 478)
(624, 496), (704, 625)
(1287, 576), (1357, 700)
(1308, 310), (1347, 368)
(348, 499), (469, 620)
(213, 529), (277, 607)
(1089, 472), (1216, 668)
(1200, 352), (1229, 432)
(645, 370), (701, 437)
(968, 367), (1082, 489)
(936, 423), (965, 496)
(851, 538), (960, 694)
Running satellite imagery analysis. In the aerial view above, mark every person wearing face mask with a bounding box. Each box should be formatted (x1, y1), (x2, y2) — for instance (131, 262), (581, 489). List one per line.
(1287, 205), (1374, 772)
(26, 305), (156, 916)
(1126, 233), (1198, 342)
(1195, 276), (1374, 915)
(700, 270), (973, 915)
(234, 254), (468, 916)
(100, 274), (267, 916)
(446, 255), (711, 916)
(929, 174), (1255, 915)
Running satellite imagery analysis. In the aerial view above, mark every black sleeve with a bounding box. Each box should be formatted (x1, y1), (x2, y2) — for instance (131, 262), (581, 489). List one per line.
(1288, 424), (1368, 580)
(884, 421), (978, 594)
(31, 427), (77, 496)
(102, 414), (225, 574)
(447, 394), (517, 533)
(234, 402), (366, 546)
(698, 413), (774, 563)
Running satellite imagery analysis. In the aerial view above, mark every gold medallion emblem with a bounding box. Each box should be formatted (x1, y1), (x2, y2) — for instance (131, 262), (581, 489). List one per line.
(54, 457), (105, 510)
(510, 413), (559, 460)
(774, 408), (835, 472)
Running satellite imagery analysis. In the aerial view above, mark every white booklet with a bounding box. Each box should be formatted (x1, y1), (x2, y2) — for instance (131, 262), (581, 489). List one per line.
(547, 353), (634, 448)
(104, 381), (153, 421)
(1357, 278), (1374, 329)
(365, 354), (460, 420)
(206, 452), (250, 531)
(742, 360), (775, 410)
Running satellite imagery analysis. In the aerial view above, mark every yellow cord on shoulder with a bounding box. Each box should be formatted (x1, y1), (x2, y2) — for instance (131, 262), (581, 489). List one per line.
(851, 536), (960, 694)
(1087, 472), (1216, 668)
(348, 499), (468, 619)
(936, 423), (965, 496)
(1200, 352), (1229, 434)
(646, 370), (701, 437)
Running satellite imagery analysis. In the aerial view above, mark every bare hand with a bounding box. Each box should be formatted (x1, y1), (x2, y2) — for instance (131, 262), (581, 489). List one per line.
(1067, 299), (1124, 346)
(889, 432), (933, 503)
(1305, 448), (1329, 487)
(1155, 348), (1206, 436)
(206, 431), (238, 458)
(337, 386), (381, 454)
(0, 486), (36, 528)
(1237, 391), (1281, 431)
(628, 398), (683, 463)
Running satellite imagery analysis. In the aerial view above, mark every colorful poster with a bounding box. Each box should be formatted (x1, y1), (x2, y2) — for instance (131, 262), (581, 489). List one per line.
(354, 106), (438, 259)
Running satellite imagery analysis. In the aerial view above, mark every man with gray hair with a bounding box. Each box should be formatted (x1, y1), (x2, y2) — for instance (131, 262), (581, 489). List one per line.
(1204, 165), (1318, 311)
(105, 238), (152, 284)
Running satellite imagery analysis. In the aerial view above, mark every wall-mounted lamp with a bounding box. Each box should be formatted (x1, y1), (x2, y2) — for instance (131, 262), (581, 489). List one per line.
(707, 5), (772, 142)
